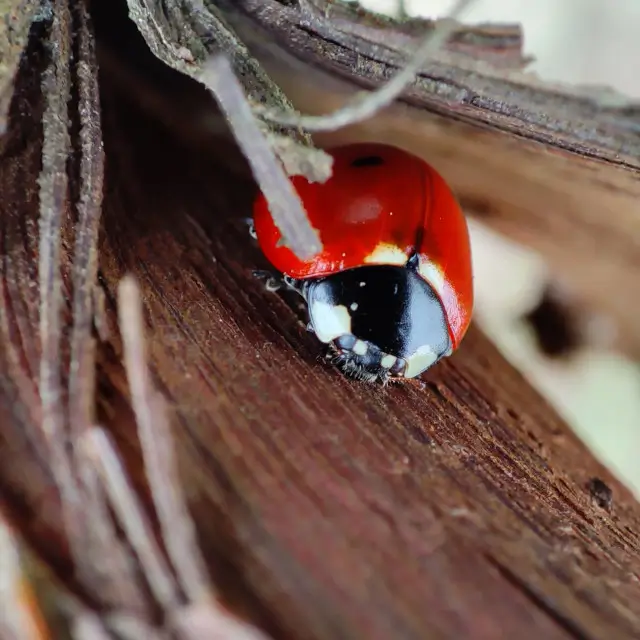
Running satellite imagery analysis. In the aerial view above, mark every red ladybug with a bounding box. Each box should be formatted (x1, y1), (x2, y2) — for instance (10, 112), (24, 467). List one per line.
(252, 143), (473, 382)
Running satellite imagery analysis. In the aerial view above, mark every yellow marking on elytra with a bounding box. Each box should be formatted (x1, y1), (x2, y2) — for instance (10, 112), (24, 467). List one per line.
(363, 243), (407, 266)
(417, 261), (446, 299)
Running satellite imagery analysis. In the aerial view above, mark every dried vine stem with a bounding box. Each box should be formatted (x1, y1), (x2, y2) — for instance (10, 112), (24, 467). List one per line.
(122, 0), (477, 259)
(118, 276), (210, 603)
(254, 0), (476, 131)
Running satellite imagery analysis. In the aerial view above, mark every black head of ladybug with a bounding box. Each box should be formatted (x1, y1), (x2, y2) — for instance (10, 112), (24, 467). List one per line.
(300, 261), (452, 382)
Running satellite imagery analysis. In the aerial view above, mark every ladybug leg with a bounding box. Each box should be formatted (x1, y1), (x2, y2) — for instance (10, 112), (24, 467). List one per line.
(283, 275), (305, 295)
(405, 377), (427, 391)
(252, 269), (286, 292)
(242, 217), (257, 239)
(252, 270), (305, 296)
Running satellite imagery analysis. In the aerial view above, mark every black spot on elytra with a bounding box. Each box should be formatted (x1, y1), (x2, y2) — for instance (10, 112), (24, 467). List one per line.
(351, 155), (384, 168)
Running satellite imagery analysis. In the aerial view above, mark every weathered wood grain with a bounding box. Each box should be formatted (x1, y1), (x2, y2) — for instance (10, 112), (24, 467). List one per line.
(97, 78), (640, 640)
(1, 2), (640, 638)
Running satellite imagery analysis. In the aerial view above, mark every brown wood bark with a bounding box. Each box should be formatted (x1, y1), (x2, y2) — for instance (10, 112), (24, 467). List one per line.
(1, 2), (640, 639)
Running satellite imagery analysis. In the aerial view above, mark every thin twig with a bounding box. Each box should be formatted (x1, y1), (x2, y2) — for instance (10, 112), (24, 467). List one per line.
(73, 4), (145, 604)
(171, 604), (273, 640)
(81, 426), (181, 614)
(38, 1), (147, 614)
(72, 608), (166, 640)
(102, 615), (165, 640)
(125, 0), (335, 196)
(37, 0), (71, 462)
(255, 0), (475, 131)
(68, 0), (104, 440)
(199, 54), (322, 260)
(82, 437), (151, 615)
(82, 408), (273, 638)
(68, 5), (139, 607)
(37, 0), (82, 543)
(0, 519), (50, 639)
(113, 275), (272, 639)
(70, 611), (113, 640)
(118, 275), (210, 604)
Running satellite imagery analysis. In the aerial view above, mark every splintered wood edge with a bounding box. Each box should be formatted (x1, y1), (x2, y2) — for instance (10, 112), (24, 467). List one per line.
(223, 0), (640, 360)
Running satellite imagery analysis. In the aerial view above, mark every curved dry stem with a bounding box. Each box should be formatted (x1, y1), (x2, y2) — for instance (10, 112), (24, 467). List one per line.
(254, 0), (475, 132)
(81, 427), (181, 614)
(73, 275), (273, 639)
(68, 0), (104, 439)
(118, 275), (210, 604)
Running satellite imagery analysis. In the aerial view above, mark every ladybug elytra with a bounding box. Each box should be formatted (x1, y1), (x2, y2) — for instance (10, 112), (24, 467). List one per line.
(252, 143), (473, 382)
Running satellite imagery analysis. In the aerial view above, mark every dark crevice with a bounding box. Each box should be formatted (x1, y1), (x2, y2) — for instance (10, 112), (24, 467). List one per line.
(484, 553), (595, 640)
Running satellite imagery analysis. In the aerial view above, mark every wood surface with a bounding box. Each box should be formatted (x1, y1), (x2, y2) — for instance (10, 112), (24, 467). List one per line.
(1, 1), (640, 638)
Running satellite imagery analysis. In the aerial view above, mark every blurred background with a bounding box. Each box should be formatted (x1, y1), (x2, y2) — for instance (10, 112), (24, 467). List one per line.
(358, 0), (640, 496)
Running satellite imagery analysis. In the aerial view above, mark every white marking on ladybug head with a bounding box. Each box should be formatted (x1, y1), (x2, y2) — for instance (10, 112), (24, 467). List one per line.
(352, 340), (368, 356)
(359, 281), (366, 287)
(308, 301), (352, 344)
(380, 354), (397, 369)
(350, 302), (358, 311)
(363, 242), (407, 266)
(404, 345), (439, 379)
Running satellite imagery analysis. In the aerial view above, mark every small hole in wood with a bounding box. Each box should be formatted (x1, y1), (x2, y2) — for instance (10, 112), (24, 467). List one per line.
(586, 477), (613, 511)
(523, 286), (580, 358)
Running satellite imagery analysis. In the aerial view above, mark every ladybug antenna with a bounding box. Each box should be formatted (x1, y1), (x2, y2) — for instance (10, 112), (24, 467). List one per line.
(407, 252), (420, 270)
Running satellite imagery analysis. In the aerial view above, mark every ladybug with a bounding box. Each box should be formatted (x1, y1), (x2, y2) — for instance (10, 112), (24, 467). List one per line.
(252, 143), (473, 382)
